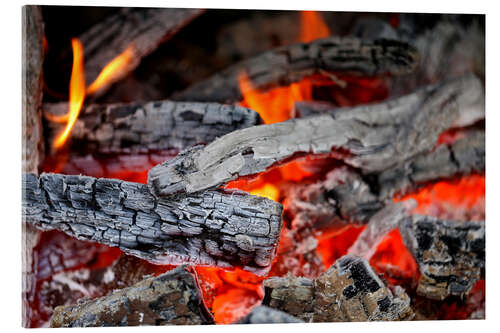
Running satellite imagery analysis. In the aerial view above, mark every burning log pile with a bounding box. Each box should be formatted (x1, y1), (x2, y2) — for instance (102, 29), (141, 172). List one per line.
(22, 6), (485, 327)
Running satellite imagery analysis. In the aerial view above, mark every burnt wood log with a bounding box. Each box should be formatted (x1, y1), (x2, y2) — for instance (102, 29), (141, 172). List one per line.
(263, 255), (414, 322)
(285, 128), (483, 244)
(23, 173), (283, 275)
(172, 37), (419, 103)
(75, 7), (203, 96)
(399, 216), (485, 300)
(50, 265), (214, 327)
(238, 306), (304, 324)
(22, 5), (45, 328)
(44, 101), (261, 154)
(149, 74), (483, 198)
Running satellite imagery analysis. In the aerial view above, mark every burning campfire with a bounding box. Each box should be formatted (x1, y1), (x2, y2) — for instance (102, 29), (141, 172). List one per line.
(22, 6), (485, 327)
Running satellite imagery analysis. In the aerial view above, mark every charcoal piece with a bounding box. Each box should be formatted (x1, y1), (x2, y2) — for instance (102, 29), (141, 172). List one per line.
(172, 37), (418, 103)
(44, 101), (261, 154)
(399, 215), (485, 300)
(313, 255), (414, 322)
(74, 8), (203, 96)
(238, 306), (304, 324)
(149, 74), (483, 197)
(263, 255), (413, 322)
(23, 173), (283, 275)
(263, 275), (315, 322)
(49, 265), (214, 327)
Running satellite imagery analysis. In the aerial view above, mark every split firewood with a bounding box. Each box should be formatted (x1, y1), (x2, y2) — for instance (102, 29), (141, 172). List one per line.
(22, 5), (45, 328)
(149, 74), (483, 198)
(23, 173), (283, 275)
(238, 306), (304, 324)
(172, 37), (418, 103)
(44, 101), (261, 154)
(263, 255), (414, 322)
(50, 265), (214, 327)
(73, 8), (203, 96)
(399, 215), (485, 300)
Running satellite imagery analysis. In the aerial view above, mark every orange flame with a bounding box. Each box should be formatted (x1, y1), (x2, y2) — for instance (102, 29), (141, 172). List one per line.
(299, 11), (331, 42)
(49, 43), (136, 148)
(86, 45), (135, 95)
(53, 38), (86, 148)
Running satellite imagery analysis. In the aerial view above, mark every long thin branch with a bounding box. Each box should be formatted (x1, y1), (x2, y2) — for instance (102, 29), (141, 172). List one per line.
(149, 74), (484, 197)
(172, 37), (419, 103)
(23, 173), (283, 275)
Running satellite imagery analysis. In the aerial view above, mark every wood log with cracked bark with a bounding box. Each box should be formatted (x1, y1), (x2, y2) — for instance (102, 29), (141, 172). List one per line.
(149, 74), (483, 198)
(399, 215), (485, 300)
(172, 37), (419, 103)
(74, 7), (203, 97)
(22, 5), (45, 328)
(50, 265), (214, 327)
(23, 173), (283, 275)
(263, 255), (414, 322)
(44, 101), (261, 154)
(284, 129), (483, 254)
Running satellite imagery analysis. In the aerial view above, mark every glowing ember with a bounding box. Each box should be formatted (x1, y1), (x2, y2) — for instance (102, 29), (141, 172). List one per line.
(52, 38), (86, 148)
(299, 11), (331, 43)
(86, 45), (136, 95)
(249, 183), (280, 201)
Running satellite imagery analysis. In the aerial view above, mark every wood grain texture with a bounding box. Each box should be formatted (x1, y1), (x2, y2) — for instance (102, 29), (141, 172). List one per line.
(22, 5), (45, 328)
(149, 74), (483, 197)
(172, 37), (419, 103)
(399, 216), (485, 300)
(50, 265), (214, 327)
(23, 173), (283, 275)
(44, 101), (261, 154)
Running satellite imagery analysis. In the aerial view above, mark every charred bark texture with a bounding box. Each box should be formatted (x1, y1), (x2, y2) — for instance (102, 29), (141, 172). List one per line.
(44, 101), (261, 154)
(77, 7), (203, 96)
(172, 37), (419, 103)
(238, 306), (304, 324)
(23, 173), (283, 275)
(149, 74), (483, 198)
(399, 216), (485, 300)
(22, 5), (45, 328)
(263, 255), (414, 322)
(50, 265), (214, 327)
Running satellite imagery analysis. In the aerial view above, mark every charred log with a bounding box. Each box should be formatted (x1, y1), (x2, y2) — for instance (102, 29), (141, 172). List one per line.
(74, 8), (203, 96)
(263, 255), (414, 322)
(50, 265), (214, 327)
(22, 5), (45, 328)
(238, 306), (304, 324)
(172, 37), (418, 103)
(44, 101), (261, 154)
(149, 74), (483, 197)
(23, 173), (283, 275)
(399, 215), (485, 300)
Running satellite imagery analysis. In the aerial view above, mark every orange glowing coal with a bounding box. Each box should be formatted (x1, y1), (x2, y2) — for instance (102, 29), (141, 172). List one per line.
(249, 183), (280, 201)
(49, 42), (136, 148)
(86, 45), (135, 95)
(53, 38), (86, 148)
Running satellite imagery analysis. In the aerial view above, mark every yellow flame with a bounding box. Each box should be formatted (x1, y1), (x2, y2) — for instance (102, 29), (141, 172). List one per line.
(249, 183), (280, 201)
(53, 38), (86, 149)
(86, 45), (135, 95)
